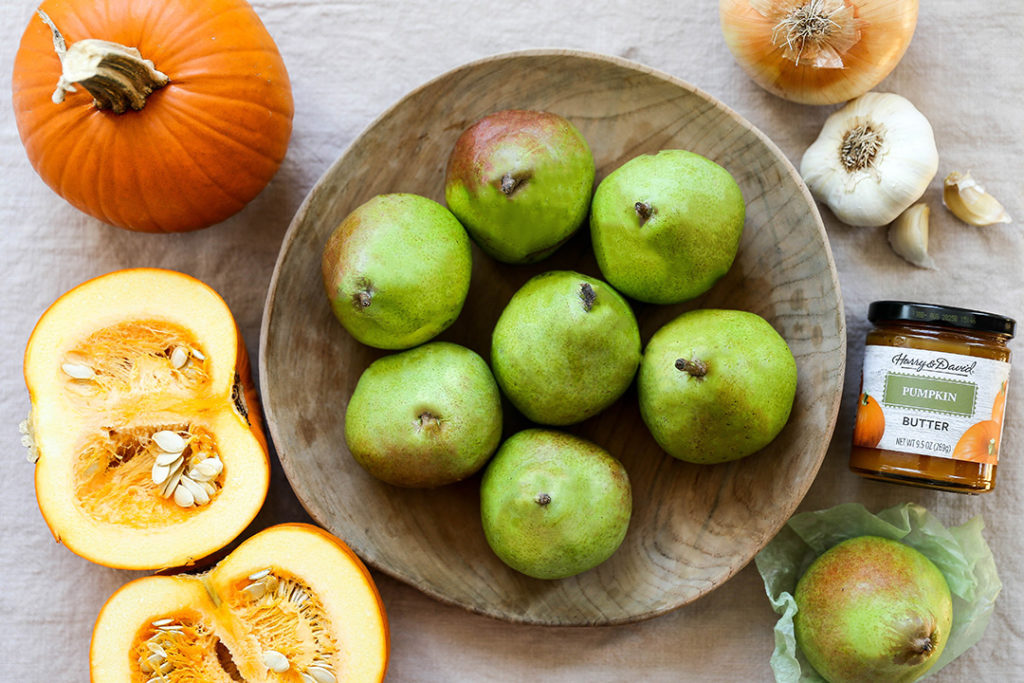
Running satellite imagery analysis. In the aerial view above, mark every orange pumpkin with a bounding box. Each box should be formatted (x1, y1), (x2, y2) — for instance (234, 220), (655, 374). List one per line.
(24, 269), (270, 569)
(12, 0), (293, 232)
(953, 420), (1001, 465)
(992, 380), (1008, 424)
(90, 524), (389, 682)
(852, 392), (885, 448)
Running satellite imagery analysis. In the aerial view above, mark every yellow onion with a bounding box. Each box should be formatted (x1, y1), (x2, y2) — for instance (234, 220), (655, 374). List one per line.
(720, 0), (918, 105)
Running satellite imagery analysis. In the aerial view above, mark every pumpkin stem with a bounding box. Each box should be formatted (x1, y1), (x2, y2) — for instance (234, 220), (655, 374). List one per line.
(37, 10), (169, 115)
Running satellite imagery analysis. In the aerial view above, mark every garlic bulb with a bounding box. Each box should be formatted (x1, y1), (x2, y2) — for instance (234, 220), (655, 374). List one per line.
(800, 92), (938, 227)
(719, 0), (919, 105)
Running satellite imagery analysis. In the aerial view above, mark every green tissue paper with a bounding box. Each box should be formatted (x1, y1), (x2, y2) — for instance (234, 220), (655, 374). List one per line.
(755, 502), (1001, 682)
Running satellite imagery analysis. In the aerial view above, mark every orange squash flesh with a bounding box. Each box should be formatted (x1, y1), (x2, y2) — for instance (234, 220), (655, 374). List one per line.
(90, 524), (390, 682)
(24, 268), (269, 569)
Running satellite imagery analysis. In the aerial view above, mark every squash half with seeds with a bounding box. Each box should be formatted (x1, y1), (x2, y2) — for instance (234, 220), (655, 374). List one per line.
(23, 268), (269, 569)
(90, 524), (389, 682)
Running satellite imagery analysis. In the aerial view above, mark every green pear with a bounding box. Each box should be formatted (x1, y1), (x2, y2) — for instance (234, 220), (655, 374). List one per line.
(491, 271), (641, 426)
(344, 342), (502, 488)
(480, 429), (631, 580)
(795, 536), (953, 683)
(638, 309), (796, 464)
(590, 149), (745, 304)
(445, 109), (595, 263)
(321, 193), (471, 350)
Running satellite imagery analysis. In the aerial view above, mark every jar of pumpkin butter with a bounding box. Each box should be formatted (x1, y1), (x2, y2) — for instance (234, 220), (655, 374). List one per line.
(850, 301), (1015, 493)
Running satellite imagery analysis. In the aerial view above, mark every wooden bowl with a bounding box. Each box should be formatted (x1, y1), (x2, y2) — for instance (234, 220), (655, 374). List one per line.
(260, 50), (845, 625)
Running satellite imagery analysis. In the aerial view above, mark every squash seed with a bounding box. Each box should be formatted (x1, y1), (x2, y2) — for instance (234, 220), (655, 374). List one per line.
(170, 346), (189, 369)
(301, 673), (317, 683)
(249, 568), (272, 581)
(307, 665), (337, 683)
(160, 459), (186, 497)
(180, 475), (209, 505)
(262, 649), (290, 673)
(151, 618), (173, 627)
(193, 456), (222, 480)
(173, 483), (195, 508)
(155, 450), (184, 467)
(186, 466), (209, 483)
(151, 461), (172, 486)
(61, 362), (95, 380)
(190, 481), (211, 506)
(241, 582), (268, 600)
(20, 418), (39, 464)
(152, 430), (186, 453)
(191, 348), (206, 361)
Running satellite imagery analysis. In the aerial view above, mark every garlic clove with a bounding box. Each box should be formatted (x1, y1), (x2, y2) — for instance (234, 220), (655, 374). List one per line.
(943, 171), (1011, 226)
(888, 204), (936, 269)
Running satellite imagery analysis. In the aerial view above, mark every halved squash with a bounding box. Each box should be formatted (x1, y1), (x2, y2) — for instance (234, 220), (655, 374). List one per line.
(24, 268), (269, 569)
(90, 523), (389, 682)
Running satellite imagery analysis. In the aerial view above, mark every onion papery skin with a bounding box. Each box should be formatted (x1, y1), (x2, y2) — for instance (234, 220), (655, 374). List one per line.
(720, 0), (919, 105)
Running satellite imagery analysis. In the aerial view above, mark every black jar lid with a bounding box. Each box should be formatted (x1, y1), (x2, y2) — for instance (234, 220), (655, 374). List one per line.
(868, 301), (1015, 338)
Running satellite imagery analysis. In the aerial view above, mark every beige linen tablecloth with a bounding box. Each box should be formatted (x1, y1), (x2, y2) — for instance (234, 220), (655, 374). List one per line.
(2, 1), (1021, 680)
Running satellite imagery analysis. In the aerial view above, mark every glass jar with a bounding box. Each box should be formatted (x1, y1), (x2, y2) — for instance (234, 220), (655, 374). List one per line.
(849, 301), (1015, 494)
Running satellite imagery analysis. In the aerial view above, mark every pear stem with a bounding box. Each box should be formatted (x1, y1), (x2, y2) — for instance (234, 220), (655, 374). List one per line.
(675, 358), (708, 378)
(353, 290), (372, 310)
(417, 412), (442, 432)
(635, 201), (653, 225)
(579, 283), (596, 312)
(912, 636), (934, 654)
(893, 617), (939, 665)
(500, 173), (528, 196)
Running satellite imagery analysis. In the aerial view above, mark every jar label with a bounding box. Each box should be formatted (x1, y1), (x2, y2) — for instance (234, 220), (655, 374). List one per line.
(856, 345), (1009, 464)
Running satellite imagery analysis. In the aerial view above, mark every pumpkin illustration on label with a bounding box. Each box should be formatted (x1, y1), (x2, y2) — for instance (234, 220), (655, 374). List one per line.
(853, 392), (885, 448)
(992, 380), (1008, 424)
(953, 420), (1000, 465)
